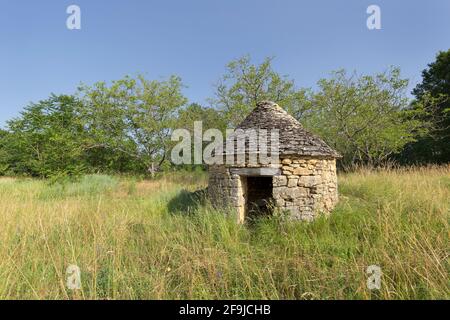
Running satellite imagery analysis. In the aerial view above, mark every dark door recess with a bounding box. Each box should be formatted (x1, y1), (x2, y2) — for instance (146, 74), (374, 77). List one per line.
(245, 176), (274, 219)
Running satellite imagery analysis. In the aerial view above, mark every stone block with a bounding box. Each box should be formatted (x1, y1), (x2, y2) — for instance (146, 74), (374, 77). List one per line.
(293, 167), (311, 176)
(287, 178), (298, 187)
(298, 175), (322, 187)
(275, 187), (307, 200)
(273, 175), (287, 186)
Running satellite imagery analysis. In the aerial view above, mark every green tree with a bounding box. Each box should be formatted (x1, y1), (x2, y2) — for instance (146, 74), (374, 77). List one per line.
(79, 75), (187, 175)
(303, 68), (424, 167)
(177, 103), (225, 133)
(212, 56), (311, 127)
(175, 103), (225, 169)
(4, 94), (87, 177)
(0, 129), (11, 175)
(403, 50), (450, 163)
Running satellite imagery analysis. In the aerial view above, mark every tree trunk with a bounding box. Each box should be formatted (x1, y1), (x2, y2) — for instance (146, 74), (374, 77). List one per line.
(149, 162), (155, 178)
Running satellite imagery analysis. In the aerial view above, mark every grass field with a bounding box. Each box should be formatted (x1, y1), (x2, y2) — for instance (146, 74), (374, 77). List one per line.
(0, 167), (448, 300)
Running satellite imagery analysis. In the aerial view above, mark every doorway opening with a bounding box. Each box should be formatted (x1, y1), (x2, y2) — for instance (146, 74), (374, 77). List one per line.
(244, 176), (274, 220)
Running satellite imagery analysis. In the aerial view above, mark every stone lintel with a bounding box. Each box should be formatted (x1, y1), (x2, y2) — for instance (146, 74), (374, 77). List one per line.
(229, 167), (281, 176)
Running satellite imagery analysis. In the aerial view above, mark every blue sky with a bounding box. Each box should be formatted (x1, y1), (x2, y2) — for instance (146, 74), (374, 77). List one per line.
(0, 0), (449, 126)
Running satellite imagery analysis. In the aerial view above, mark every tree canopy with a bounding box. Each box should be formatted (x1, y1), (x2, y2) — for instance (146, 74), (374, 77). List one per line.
(0, 52), (447, 178)
(303, 68), (424, 167)
(212, 56), (311, 127)
(402, 50), (450, 163)
(79, 75), (187, 175)
(2, 95), (86, 177)
(0, 76), (189, 177)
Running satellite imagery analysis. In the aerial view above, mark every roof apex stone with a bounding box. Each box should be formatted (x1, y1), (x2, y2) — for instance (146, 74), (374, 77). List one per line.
(231, 101), (341, 158)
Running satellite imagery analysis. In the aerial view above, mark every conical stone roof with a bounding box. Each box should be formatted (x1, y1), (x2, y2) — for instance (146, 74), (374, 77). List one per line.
(227, 101), (341, 158)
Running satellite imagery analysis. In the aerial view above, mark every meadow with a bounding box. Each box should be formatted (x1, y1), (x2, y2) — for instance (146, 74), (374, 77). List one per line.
(0, 167), (448, 300)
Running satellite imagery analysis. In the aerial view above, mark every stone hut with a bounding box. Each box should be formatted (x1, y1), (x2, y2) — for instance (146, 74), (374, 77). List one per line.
(208, 101), (341, 222)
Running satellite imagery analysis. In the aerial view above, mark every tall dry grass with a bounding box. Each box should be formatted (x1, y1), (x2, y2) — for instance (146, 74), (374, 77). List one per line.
(0, 167), (448, 300)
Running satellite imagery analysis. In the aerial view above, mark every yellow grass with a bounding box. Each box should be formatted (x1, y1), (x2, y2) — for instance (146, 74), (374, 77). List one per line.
(0, 167), (448, 300)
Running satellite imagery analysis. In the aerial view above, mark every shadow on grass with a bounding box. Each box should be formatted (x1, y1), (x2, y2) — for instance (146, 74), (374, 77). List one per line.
(167, 188), (208, 215)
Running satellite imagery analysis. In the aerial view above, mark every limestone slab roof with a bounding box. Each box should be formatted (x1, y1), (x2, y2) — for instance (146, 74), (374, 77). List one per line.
(224, 101), (341, 158)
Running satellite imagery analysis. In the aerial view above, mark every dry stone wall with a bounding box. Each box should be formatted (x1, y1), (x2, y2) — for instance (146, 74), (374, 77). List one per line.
(208, 164), (247, 221)
(272, 157), (338, 220)
(208, 156), (338, 222)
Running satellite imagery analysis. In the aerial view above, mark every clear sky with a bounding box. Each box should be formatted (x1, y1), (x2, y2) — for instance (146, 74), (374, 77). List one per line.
(0, 0), (449, 126)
